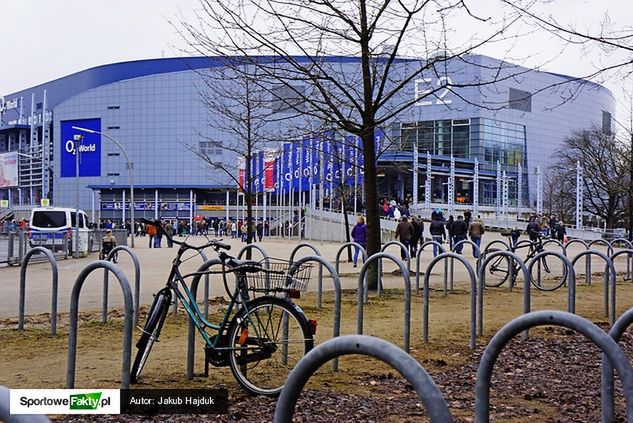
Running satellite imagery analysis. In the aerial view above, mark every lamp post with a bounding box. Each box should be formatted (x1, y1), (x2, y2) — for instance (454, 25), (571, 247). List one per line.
(72, 126), (135, 248)
(73, 134), (82, 259)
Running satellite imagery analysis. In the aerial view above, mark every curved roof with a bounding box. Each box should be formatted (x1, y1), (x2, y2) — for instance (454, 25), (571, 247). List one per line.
(2, 56), (369, 111)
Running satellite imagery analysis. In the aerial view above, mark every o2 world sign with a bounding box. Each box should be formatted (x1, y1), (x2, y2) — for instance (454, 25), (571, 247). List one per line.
(60, 119), (102, 177)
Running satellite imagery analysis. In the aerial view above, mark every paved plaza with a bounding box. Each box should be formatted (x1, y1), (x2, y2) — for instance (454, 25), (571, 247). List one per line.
(0, 232), (620, 319)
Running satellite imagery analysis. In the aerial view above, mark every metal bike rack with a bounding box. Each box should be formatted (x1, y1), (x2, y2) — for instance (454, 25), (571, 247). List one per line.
(273, 335), (453, 423)
(379, 241), (410, 298)
(334, 242), (367, 273)
(67, 261), (133, 389)
(102, 246), (141, 326)
(415, 241), (445, 294)
(590, 238), (615, 256)
(482, 239), (511, 255)
(610, 239), (633, 280)
(477, 250), (529, 337)
(422, 253), (477, 349)
(289, 255), (342, 371)
(603, 306), (633, 422)
(237, 244), (270, 261)
(527, 251), (576, 314)
(452, 239), (481, 292)
(289, 243), (324, 309)
(571, 250), (616, 324)
(186, 258), (222, 380)
(542, 238), (567, 256)
(357, 252), (411, 352)
(567, 238), (591, 285)
(610, 249), (633, 284)
(172, 249), (218, 316)
(475, 310), (633, 423)
(0, 385), (52, 423)
(19, 247), (58, 335)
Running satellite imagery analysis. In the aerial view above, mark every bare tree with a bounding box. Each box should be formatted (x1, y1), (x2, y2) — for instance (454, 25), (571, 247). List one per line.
(175, 0), (530, 287)
(188, 63), (280, 245)
(550, 128), (629, 229)
(542, 166), (575, 225)
(503, 0), (633, 238)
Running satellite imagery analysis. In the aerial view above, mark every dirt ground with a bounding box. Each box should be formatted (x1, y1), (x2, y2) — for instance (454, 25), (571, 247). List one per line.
(2, 270), (633, 422)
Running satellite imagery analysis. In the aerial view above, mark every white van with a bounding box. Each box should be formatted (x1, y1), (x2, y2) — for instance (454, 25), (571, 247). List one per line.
(29, 207), (91, 255)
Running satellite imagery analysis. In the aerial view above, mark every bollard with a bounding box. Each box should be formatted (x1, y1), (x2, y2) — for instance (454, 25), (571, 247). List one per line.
(415, 241), (445, 294)
(477, 250), (529, 337)
(103, 246), (141, 326)
(289, 256), (342, 371)
(422, 253), (477, 349)
(475, 311), (633, 423)
(528, 251), (576, 314)
(289, 243), (323, 309)
(274, 335), (453, 423)
(67, 261), (133, 389)
(186, 259), (223, 380)
(567, 238), (591, 285)
(19, 247), (58, 335)
(603, 306), (633, 422)
(357, 252), (411, 352)
(571, 250), (616, 324)
(380, 241), (410, 298)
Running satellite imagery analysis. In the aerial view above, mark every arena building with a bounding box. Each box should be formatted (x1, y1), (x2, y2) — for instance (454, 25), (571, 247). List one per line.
(0, 54), (614, 223)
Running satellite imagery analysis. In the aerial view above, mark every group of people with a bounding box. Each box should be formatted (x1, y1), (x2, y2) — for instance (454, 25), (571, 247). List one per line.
(526, 214), (566, 243)
(379, 197), (411, 220)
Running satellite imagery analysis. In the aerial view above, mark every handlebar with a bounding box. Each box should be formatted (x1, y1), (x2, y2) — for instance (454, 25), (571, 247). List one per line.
(140, 218), (231, 251)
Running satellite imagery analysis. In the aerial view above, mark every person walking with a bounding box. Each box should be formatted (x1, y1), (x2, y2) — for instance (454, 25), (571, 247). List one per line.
(429, 214), (446, 257)
(409, 216), (423, 258)
(146, 222), (156, 248)
(446, 215), (455, 250)
(467, 216), (485, 258)
(256, 221), (264, 242)
(395, 216), (413, 259)
(164, 220), (174, 248)
(451, 215), (468, 254)
(555, 221), (567, 243)
(351, 216), (367, 267)
(526, 217), (541, 242)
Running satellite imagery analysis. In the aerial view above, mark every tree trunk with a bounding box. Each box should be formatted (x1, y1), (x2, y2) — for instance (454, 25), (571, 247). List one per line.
(362, 127), (381, 290)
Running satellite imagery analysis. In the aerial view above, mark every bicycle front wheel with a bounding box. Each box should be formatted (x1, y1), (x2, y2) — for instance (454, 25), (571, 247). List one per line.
(227, 296), (314, 396)
(530, 255), (568, 291)
(485, 249), (510, 287)
(131, 288), (171, 383)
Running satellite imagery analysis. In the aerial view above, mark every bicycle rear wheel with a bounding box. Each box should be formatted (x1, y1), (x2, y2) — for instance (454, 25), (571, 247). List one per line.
(131, 288), (171, 383)
(485, 249), (510, 287)
(530, 255), (568, 291)
(227, 296), (313, 396)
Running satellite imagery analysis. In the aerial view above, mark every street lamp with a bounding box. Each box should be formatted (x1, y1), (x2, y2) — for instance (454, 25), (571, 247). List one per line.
(72, 126), (135, 248)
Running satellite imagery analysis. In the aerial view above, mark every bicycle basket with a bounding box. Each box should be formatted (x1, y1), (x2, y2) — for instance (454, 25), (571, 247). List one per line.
(244, 258), (313, 293)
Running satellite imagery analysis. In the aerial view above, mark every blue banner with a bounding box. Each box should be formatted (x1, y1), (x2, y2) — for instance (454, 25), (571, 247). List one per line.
(258, 150), (265, 193)
(282, 143), (292, 191)
(311, 137), (321, 185)
(60, 119), (101, 177)
(324, 138), (334, 191)
(291, 141), (301, 190)
(302, 138), (311, 191)
(344, 135), (356, 186)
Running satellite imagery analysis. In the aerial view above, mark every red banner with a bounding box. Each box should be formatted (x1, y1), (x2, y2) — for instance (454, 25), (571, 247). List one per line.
(264, 150), (276, 191)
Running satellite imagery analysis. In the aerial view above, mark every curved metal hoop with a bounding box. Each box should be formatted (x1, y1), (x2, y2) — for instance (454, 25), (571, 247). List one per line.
(274, 335), (453, 423)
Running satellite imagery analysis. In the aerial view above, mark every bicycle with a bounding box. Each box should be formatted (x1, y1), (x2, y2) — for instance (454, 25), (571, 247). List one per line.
(485, 233), (568, 291)
(131, 218), (316, 396)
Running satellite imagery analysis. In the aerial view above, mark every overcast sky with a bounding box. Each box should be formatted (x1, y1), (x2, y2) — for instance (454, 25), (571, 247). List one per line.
(1, 0), (631, 126)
